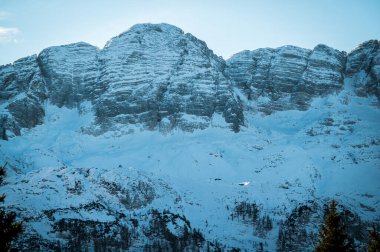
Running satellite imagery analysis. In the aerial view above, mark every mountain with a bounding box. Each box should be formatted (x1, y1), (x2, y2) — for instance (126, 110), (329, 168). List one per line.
(1, 23), (243, 136)
(0, 23), (379, 251)
(226, 44), (346, 113)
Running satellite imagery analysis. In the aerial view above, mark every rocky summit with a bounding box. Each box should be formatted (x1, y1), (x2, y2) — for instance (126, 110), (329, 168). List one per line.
(0, 23), (379, 251)
(1, 23), (244, 136)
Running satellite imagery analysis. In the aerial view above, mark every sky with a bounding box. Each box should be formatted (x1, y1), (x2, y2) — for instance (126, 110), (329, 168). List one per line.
(0, 0), (379, 65)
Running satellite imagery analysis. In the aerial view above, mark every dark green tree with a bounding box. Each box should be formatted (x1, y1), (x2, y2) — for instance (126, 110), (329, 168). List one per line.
(367, 227), (380, 252)
(2, 127), (8, 141)
(0, 163), (22, 251)
(314, 200), (355, 252)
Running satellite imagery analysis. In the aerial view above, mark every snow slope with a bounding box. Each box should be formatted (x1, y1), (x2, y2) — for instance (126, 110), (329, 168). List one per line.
(1, 78), (379, 250)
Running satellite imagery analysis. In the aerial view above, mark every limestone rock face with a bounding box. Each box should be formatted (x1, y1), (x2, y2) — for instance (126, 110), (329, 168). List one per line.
(226, 44), (346, 113)
(0, 55), (46, 135)
(95, 23), (243, 132)
(292, 44), (346, 108)
(38, 42), (100, 108)
(345, 40), (380, 98)
(0, 24), (244, 135)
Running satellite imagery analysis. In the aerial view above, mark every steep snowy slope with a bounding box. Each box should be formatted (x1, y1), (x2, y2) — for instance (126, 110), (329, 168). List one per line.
(0, 23), (379, 251)
(1, 83), (379, 251)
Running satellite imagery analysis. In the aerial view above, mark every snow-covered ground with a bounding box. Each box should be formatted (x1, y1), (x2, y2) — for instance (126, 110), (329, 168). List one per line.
(0, 84), (379, 250)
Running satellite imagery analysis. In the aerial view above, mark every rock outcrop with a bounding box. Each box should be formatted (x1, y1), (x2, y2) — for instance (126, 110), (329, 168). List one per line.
(345, 40), (380, 98)
(38, 42), (100, 108)
(0, 55), (46, 135)
(226, 44), (346, 113)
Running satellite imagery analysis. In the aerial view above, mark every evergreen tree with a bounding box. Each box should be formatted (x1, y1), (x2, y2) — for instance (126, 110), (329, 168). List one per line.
(2, 127), (8, 141)
(367, 227), (380, 252)
(0, 163), (22, 251)
(314, 200), (355, 252)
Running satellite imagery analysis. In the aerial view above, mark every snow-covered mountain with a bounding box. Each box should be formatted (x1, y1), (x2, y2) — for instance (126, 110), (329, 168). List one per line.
(1, 23), (243, 136)
(0, 23), (379, 251)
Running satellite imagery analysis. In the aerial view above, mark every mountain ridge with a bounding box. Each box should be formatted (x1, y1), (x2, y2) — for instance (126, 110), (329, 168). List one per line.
(0, 23), (379, 137)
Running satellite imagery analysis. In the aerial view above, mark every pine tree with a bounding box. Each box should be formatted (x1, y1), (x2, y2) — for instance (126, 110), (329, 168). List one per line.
(314, 200), (355, 252)
(1, 127), (8, 141)
(367, 227), (380, 252)
(0, 163), (22, 251)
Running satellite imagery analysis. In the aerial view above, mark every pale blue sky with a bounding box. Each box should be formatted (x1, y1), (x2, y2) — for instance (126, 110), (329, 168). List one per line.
(0, 0), (379, 65)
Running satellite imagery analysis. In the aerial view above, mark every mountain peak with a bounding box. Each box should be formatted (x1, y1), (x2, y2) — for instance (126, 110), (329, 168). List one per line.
(128, 22), (184, 33)
(349, 39), (379, 53)
(38, 41), (98, 57)
(104, 23), (184, 49)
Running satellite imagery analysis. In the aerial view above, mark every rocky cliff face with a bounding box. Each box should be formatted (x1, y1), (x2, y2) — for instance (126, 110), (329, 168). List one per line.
(0, 23), (378, 136)
(95, 24), (243, 132)
(226, 44), (346, 113)
(345, 40), (380, 98)
(0, 55), (46, 136)
(0, 23), (244, 136)
(38, 42), (100, 108)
